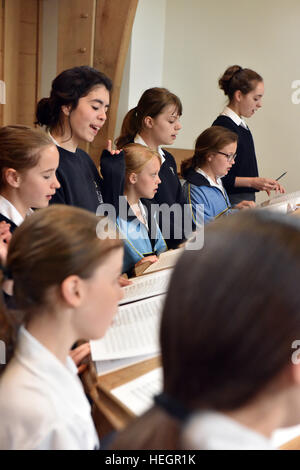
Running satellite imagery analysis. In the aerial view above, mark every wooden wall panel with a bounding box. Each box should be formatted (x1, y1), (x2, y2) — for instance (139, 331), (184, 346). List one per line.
(90, 0), (138, 162)
(57, 0), (96, 73)
(3, 0), (20, 125)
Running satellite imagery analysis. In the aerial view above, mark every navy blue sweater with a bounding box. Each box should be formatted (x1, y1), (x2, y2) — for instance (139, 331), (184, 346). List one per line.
(50, 146), (104, 213)
(0, 214), (17, 233)
(212, 115), (259, 195)
(100, 148), (187, 249)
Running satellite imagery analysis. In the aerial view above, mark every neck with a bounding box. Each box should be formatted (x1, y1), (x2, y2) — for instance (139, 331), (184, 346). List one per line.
(225, 391), (287, 439)
(124, 184), (140, 207)
(51, 127), (78, 153)
(138, 130), (159, 151)
(199, 164), (218, 184)
(1, 188), (29, 219)
(26, 307), (77, 365)
(227, 102), (241, 118)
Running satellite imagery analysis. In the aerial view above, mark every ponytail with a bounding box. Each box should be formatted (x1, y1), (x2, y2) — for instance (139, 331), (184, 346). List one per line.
(115, 108), (139, 149)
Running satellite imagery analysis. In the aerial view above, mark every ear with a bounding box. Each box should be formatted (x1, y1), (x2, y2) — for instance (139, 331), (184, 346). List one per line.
(61, 104), (72, 117)
(128, 172), (138, 185)
(206, 152), (214, 163)
(4, 168), (21, 188)
(290, 363), (300, 386)
(60, 275), (83, 308)
(234, 89), (242, 103)
(143, 116), (154, 129)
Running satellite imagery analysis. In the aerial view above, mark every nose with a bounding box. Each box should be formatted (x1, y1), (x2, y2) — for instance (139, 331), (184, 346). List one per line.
(98, 107), (107, 122)
(175, 120), (182, 131)
(157, 176), (161, 185)
(53, 174), (61, 189)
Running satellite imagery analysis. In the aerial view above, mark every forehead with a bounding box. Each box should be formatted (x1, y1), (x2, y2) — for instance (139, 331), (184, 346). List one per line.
(250, 81), (264, 96)
(159, 104), (180, 117)
(80, 85), (110, 104)
(142, 155), (161, 172)
(219, 141), (237, 152)
(35, 144), (59, 167)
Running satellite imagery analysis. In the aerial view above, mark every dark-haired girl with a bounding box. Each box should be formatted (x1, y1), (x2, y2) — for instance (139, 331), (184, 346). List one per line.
(101, 87), (187, 249)
(111, 211), (300, 450)
(212, 65), (285, 205)
(36, 66), (112, 213)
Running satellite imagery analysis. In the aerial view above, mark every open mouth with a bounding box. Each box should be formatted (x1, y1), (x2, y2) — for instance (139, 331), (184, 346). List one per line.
(90, 124), (100, 133)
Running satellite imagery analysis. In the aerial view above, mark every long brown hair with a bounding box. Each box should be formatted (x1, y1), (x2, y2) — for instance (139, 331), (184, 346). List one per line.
(219, 65), (263, 101)
(0, 126), (54, 190)
(0, 205), (122, 375)
(180, 126), (237, 177)
(111, 211), (300, 449)
(115, 87), (182, 149)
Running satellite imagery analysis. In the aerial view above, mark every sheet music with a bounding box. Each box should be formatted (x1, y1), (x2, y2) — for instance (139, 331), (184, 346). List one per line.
(95, 353), (158, 376)
(110, 367), (163, 416)
(143, 248), (184, 274)
(261, 190), (300, 207)
(90, 295), (165, 361)
(120, 269), (172, 305)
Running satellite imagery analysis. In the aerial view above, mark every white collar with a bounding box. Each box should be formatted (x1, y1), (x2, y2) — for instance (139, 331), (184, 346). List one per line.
(182, 411), (274, 450)
(48, 131), (60, 147)
(221, 107), (248, 130)
(134, 134), (166, 164)
(0, 195), (33, 227)
(196, 168), (226, 197)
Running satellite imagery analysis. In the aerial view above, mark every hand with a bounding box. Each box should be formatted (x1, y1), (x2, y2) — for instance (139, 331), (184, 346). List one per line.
(235, 200), (256, 210)
(69, 342), (91, 375)
(0, 222), (11, 265)
(107, 139), (122, 155)
(119, 275), (132, 287)
(135, 255), (158, 268)
(251, 177), (285, 196)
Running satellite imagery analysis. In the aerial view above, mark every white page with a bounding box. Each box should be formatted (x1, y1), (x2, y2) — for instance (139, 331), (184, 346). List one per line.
(110, 367), (163, 416)
(95, 353), (158, 376)
(261, 190), (300, 207)
(90, 295), (165, 361)
(143, 248), (184, 274)
(120, 269), (172, 305)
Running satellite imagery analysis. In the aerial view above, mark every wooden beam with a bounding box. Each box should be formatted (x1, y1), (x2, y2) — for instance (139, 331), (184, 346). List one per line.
(57, 0), (96, 73)
(89, 0), (138, 163)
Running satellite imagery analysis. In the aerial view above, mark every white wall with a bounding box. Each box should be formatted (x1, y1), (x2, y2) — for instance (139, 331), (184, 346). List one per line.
(162, 0), (300, 198)
(114, 0), (166, 139)
(120, 0), (300, 198)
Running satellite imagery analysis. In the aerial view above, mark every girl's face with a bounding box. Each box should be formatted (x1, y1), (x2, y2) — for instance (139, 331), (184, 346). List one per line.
(73, 248), (124, 340)
(67, 85), (110, 144)
(19, 144), (60, 209)
(146, 105), (182, 147)
(209, 141), (237, 179)
(237, 81), (264, 118)
(131, 156), (161, 199)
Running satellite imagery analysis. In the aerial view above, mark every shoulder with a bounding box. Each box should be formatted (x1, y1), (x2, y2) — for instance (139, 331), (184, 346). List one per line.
(212, 115), (239, 132)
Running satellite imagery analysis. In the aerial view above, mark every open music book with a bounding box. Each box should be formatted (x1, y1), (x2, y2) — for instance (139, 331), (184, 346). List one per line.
(90, 294), (165, 361)
(134, 247), (184, 276)
(260, 190), (300, 213)
(120, 268), (172, 305)
(109, 367), (163, 416)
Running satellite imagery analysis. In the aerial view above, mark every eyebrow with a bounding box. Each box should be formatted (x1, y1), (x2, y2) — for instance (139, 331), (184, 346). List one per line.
(90, 99), (110, 108)
(41, 168), (56, 172)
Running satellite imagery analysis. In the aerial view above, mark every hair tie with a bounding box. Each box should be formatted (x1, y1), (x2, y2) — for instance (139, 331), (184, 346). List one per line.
(0, 265), (13, 280)
(154, 392), (191, 422)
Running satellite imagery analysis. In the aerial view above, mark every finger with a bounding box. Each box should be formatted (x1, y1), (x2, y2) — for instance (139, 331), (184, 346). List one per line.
(70, 343), (91, 363)
(77, 364), (88, 375)
(107, 139), (112, 152)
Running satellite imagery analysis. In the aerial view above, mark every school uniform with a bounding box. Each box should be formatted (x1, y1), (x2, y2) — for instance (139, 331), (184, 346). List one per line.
(49, 135), (104, 213)
(117, 197), (167, 275)
(0, 195), (31, 233)
(0, 326), (99, 450)
(182, 411), (273, 450)
(212, 107), (259, 205)
(182, 167), (233, 224)
(100, 134), (187, 248)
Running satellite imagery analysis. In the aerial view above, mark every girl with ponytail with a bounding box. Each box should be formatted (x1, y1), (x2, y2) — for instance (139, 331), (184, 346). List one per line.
(212, 65), (285, 204)
(0, 205), (123, 449)
(101, 87), (186, 249)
